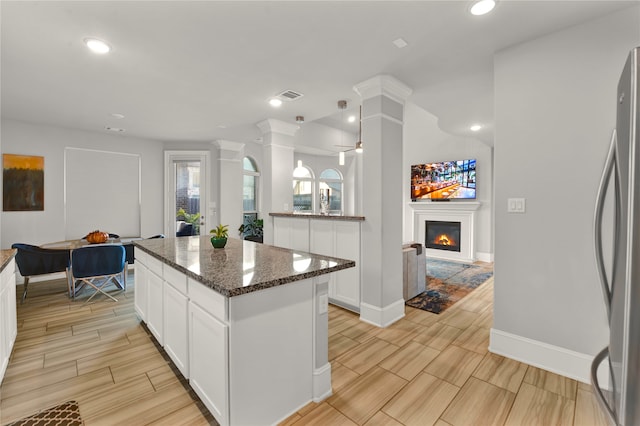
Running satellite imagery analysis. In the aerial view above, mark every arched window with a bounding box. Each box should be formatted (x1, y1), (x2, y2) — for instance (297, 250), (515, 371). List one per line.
(243, 156), (260, 225)
(319, 168), (343, 213)
(293, 165), (314, 212)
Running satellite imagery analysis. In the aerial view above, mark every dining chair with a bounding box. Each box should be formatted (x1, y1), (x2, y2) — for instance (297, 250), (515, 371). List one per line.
(68, 245), (126, 303)
(11, 243), (71, 303)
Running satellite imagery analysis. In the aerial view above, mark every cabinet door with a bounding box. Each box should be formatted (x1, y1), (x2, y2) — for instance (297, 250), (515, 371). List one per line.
(0, 285), (8, 380)
(7, 272), (17, 345)
(134, 263), (148, 321)
(146, 270), (164, 345)
(189, 301), (228, 426)
(334, 222), (361, 310)
(163, 282), (189, 378)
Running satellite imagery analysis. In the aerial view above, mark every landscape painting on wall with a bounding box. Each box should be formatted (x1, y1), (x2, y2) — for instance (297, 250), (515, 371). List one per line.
(3, 154), (44, 211)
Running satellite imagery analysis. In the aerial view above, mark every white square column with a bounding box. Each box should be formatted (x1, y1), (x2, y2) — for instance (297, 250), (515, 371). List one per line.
(214, 140), (245, 239)
(354, 75), (412, 327)
(257, 119), (298, 245)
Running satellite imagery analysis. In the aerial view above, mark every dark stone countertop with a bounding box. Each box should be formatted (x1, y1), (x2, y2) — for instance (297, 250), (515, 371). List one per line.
(0, 249), (16, 272)
(269, 212), (365, 221)
(134, 236), (355, 297)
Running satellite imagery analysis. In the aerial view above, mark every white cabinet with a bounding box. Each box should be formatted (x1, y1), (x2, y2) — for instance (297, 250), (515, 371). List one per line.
(189, 300), (228, 426)
(273, 217), (309, 251)
(163, 267), (189, 378)
(146, 267), (164, 345)
(0, 258), (17, 383)
(134, 260), (148, 321)
(310, 220), (361, 312)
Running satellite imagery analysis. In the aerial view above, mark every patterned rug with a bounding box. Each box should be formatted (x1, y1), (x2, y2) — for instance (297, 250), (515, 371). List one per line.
(7, 400), (83, 426)
(406, 259), (493, 314)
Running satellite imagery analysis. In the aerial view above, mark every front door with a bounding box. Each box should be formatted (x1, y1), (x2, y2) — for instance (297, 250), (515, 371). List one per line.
(165, 151), (209, 237)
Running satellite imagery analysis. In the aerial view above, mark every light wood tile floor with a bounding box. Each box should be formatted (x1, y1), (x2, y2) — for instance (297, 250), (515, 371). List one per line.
(0, 275), (215, 426)
(1, 269), (608, 426)
(285, 273), (609, 426)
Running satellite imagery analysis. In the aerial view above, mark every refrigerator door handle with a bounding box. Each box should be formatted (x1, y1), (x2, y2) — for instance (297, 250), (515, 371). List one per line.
(594, 129), (617, 318)
(591, 346), (617, 425)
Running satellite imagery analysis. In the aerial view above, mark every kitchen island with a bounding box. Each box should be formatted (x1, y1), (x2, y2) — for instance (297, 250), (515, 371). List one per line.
(133, 236), (354, 426)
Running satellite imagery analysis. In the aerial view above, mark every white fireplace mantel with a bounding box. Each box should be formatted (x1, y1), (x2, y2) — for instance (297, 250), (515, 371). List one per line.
(408, 201), (481, 263)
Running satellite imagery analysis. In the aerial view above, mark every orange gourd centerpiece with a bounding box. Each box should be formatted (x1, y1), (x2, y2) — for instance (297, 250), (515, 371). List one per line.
(85, 230), (109, 244)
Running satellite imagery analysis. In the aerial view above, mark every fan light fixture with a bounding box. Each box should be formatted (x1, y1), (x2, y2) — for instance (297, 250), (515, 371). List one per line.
(355, 105), (363, 153)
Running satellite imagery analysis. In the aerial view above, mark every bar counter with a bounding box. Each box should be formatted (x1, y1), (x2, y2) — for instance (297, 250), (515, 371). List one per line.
(269, 211), (365, 221)
(133, 235), (354, 297)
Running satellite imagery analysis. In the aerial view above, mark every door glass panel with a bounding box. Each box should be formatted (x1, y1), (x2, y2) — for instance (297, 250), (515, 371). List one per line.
(174, 160), (201, 235)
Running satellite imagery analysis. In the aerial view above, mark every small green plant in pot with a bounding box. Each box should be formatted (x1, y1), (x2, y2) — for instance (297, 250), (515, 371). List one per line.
(210, 224), (229, 248)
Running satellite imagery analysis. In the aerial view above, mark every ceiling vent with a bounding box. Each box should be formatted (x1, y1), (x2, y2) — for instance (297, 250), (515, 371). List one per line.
(276, 89), (304, 101)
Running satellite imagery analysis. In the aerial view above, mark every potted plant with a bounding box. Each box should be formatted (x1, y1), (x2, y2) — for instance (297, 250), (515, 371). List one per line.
(239, 218), (263, 243)
(210, 224), (229, 248)
(176, 208), (200, 235)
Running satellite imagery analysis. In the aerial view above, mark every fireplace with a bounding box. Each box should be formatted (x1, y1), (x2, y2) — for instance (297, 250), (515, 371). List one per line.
(425, 220), (461, 252)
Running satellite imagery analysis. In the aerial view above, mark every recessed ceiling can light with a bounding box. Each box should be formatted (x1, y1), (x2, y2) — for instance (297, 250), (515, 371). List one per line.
(470, 0), (496, 16)
(84, 37), (111, 54)
(470, 124), (482, 131)
(269, 98), (283, 107)
(392, 38), (408, 49)
(110, 113), (125, 119)
(348, 115), (356, 123)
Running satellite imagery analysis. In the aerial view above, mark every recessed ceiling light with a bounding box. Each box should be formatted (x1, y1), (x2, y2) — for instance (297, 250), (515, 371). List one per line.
(110, 113), (125, 119)
(84, 38), (111, 54)
(470, 124), (482, 131)
(470, 0), (496, 16)
(348, 115), (356, 123)
(269, 98), (283, 107)
(392, 38), (408, 49)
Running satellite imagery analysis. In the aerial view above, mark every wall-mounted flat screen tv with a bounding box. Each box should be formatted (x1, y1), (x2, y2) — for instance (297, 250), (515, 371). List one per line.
(411, 159), (476, 201)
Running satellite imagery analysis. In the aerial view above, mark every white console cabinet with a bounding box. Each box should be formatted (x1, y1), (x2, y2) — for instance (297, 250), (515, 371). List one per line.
(0, 257), (17, 383)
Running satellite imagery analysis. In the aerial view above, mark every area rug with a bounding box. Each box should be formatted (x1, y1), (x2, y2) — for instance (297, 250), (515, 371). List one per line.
(406, 259), (493, 314)
(7, 400), (83, 426)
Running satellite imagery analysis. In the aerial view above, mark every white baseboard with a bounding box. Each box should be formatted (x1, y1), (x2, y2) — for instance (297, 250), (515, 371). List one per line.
(490, 328), (610, 388)
(312, 362), (332, 402)
(476, 252), (494, 263)
(360, 298), (405, 328)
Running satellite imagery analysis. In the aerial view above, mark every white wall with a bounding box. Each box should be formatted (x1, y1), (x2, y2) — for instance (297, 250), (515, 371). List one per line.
(492, 6), (640, 380)
(1, 119), (164, 248)
(402, 102), (494, 259)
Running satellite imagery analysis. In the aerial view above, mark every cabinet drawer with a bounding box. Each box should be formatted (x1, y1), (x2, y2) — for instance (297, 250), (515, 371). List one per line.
(134, 249), (149, 265)
(145, 254), (163, 277)
(164, 264), (187, 295)
(188, 278), (227, 322)
(1, 259), (15, 286)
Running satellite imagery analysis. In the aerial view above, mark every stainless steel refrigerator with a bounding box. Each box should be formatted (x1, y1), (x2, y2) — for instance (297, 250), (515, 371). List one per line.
(592, 46), (640, 426)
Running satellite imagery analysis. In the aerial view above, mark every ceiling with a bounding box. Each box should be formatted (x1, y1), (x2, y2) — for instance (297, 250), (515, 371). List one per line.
(1, 1), (636, 152)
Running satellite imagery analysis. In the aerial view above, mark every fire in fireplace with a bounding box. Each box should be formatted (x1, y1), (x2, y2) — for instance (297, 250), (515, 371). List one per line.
(425, 220), (461, 252)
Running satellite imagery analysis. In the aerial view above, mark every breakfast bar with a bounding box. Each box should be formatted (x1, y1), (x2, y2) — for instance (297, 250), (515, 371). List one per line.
(133, 236), (355, 426)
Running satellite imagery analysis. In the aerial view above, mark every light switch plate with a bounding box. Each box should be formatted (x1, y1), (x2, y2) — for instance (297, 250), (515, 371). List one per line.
(508, 198), (526, 213)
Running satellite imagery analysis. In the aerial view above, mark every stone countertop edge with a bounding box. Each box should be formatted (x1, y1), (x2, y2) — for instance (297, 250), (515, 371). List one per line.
(269, 212), (365, 221)
(0, 249), (16, 272)
(133, 238), (355, 298)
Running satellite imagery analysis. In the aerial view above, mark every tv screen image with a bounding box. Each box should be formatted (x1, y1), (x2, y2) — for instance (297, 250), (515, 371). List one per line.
(411, 159), (476, 200)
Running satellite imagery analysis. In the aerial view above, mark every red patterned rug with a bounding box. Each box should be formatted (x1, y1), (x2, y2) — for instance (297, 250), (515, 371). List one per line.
(7, 400), (83, 426)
